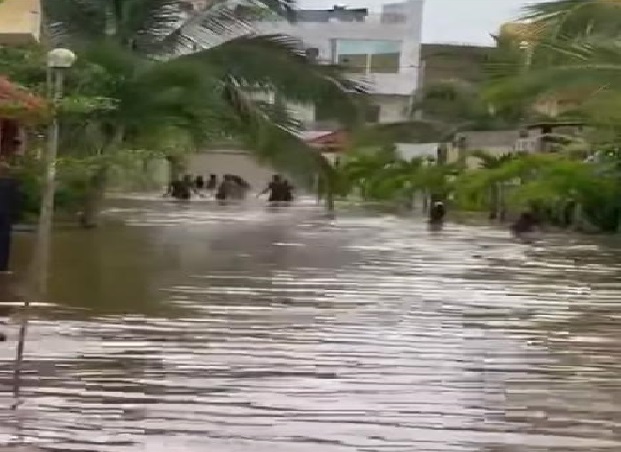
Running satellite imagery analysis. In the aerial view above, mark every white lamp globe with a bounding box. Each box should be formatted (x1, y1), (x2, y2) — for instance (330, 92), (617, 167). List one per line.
(47, 48), (77, 69)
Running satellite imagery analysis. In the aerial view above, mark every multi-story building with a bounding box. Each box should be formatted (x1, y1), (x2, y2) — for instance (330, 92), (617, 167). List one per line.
(184, 1), (424, 184)
(253, 1), (424, 127)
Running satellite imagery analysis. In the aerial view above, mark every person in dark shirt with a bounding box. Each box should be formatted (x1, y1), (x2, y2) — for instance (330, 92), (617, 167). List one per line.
(429, 201), (446, 225)
(216, 174), (240, 204)
(230, 175), (251, 200)
(0, 161), (20, 273)
(259, 174), (287, 202)
(165, 178), (191, 200)
(195, 175), (205, 191)
(282, 179), (294, 202)
(511, 211), (538, 237)
(206, 174), (218, 191)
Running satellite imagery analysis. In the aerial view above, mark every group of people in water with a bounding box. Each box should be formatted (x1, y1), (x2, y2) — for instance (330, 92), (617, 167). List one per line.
(165, 173), (294, 204)
(428, 200), (538, 239)
(166, 174), (538, 238)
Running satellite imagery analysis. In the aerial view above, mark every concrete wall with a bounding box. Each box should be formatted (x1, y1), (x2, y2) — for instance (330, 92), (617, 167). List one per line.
(187, 150), (277, 191)
(181, 1), (422, 125)
(455, 130), (521, 153)
(420, 43), (491, 87)
(0, 0), (41, 45)
(255, 1), (423, 97)
(291, 93), (412, 126)
(375, 94), (411, 123)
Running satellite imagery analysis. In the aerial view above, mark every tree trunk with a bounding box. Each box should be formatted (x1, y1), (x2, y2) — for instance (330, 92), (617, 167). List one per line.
(488, 183), (499, 220)
(166, 155), (186, 184)
(498, 182), (507, 222)
(79, 165), (108, 229)
(321, 171), (335, 213)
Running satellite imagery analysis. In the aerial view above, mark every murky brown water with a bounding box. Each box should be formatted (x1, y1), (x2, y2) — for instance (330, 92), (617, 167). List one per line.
(1, 197), (621, 451)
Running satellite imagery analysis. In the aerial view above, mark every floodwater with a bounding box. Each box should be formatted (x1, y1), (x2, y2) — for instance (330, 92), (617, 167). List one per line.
(1, 197), (621, 451)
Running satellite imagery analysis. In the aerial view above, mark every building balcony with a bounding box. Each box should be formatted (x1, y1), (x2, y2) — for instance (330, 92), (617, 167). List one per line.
(0, 0), (41, 45)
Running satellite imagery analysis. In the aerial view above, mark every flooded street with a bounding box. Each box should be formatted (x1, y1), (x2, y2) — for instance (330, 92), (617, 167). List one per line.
(1, 197), (621, 451)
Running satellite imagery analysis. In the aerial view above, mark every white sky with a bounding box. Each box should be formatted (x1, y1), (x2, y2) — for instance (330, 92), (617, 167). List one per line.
(298, 0), (542, 45)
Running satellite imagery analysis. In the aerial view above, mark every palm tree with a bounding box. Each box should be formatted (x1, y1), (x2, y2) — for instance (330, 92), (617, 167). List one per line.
(36, 0), (366, 224)
(486, 0), (621, 118)
(522, 0), (621, 41)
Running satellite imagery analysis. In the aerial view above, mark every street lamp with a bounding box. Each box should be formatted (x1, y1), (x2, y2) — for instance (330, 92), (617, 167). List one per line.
(13, 48), (76, 407)
(47, 48), (77, 69)
(32, 47), (76, 296)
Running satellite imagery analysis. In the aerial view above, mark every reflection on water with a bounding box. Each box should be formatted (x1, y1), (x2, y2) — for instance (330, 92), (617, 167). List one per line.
(1, 196), (621, 451)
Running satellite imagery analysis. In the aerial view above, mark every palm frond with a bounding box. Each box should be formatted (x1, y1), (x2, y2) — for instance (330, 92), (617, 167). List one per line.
(522, 0), (621, 40)
(43, 0), (187, 50)
(222, 76), (329, 184)
(153, 0), (297, 56)
(43, 0), (109, 46)
(181, 33), (368, 125)
(43, 0), (296, 54)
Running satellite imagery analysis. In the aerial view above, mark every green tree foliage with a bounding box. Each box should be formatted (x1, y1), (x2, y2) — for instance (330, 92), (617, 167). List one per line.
(5, 0), (365, 224)
(334, 146), (457, 208)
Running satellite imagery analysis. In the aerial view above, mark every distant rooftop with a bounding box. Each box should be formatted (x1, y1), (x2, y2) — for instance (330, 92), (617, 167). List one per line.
(294, 5), (369, 22)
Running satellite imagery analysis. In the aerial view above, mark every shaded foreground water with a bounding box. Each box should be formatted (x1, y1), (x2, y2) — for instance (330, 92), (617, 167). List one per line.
(1, 197), (621, 451)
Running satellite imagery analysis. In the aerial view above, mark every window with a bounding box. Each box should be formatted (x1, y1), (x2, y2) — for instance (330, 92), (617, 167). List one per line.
(334, 39), (401, 74)
(305, 47), (319, 63)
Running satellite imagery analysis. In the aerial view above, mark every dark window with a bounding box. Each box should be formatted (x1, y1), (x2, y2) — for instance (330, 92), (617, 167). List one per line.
(305, 47), (319, 62)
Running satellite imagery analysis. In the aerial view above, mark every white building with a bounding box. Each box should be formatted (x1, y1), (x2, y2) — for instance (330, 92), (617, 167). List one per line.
(183, 1), (424, 186)
(254, 1), (424, 126)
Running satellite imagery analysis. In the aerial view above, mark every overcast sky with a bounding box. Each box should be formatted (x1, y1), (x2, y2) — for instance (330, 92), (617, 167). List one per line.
(298, 0), (541, 45)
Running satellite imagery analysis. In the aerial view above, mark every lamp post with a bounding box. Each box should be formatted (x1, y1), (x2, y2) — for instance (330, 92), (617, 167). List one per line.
(32, 48), (76, 296)
(13, 48), (76, 407)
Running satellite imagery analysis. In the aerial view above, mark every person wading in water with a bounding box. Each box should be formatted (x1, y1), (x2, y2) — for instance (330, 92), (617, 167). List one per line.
(165, 174), (203, 200)
(0, 160), (20, 275)
(258, 174), (289, 204)
(511, 211), (538, 241)
(282, 179), (294, 203)
(215, 174), (237, 204)
(206, 174), (218, 195)
(429, 201), (446, 228)
(195, 175), (205, 191)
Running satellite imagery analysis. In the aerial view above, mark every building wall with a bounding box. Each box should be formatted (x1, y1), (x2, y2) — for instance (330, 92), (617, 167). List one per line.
(250, 0), (423, 126)
(188, 150), (277, 191)
(375, 94), (411, 123)
(180, 1), (422, 126)
(256, 1), (423, 97)
(420, 43), (491, 87)
(299, 93), (412, 126)
(0, 0), (41, 45)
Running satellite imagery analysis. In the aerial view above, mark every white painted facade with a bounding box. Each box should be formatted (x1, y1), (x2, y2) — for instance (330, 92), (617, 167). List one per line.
(188, 150), (278, 190)
(254, 0), (424, 125)
(182, 1), (424, 184)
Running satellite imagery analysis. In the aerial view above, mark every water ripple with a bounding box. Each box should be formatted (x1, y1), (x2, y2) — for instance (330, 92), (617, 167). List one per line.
(1, 200), (621, 451)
